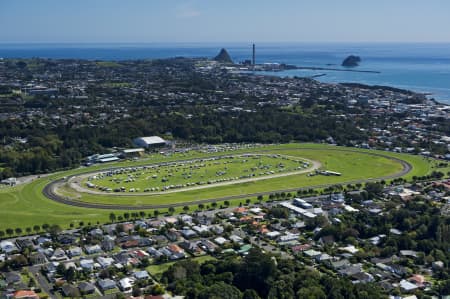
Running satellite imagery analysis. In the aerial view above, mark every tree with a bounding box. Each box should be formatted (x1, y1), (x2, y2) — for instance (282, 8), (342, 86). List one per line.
(124, 213), (130, 220)
(109, 212), (116, 223)
(267, 279), (294, 299)
(183, 206), (190, 213)
(33, 225), (40, 233)
(440, 279), (450, 296)
(115, 224), (124, 234)
(115, 293), (125, 299)
(28, 277), (35, 288)
(268, 207), (289, 219)
(48, 225), (62, 239)
(150, 284), (165, 295)
(140, 257), (150, 268)
(56, 263), (67, 276)
(0, 230), (5, 238)
(257, 195), (263, 203)
(132, 285), (142, 297)
(10, 254), (28, 268)
(6, 228), (13, 237)
(246, 198), (251, 205)
(139, 211), (146, 219)
(243, 289), (261, 299)
(211, 202), (217, 209)
(153, 210), (160, 217)
(198, 203), (205, 211)
(15, 228), (22, 235)
(364, 182), (384, 199)
(65, 266), (76, 282)
(199, 282), (242, 299)
(224, 201), (230, 207)
(234, 248), (276, 297)
(168, 207), (175, 214)
(25, 227), (32, 234)
(163, 259), (200, 282)
(296, 286), (326, 299)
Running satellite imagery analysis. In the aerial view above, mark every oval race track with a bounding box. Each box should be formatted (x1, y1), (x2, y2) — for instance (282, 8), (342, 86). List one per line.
(42, 147), (412, 210)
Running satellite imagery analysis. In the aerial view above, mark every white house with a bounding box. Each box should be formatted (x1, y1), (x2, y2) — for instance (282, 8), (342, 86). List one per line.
(67, 247), (82, 257)
(79, 259), (95, 271)
(97, 256), (114, 268)
(214, 237), (229, 246)
(400, 279), (419, 292)
(0, 241), (17, 253)
(133, 270), (150, 280)
(85, 244), (102, 255)
(118, 277), (134, 292)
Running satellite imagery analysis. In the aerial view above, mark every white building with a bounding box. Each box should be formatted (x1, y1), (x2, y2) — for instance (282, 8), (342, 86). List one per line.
(133, 136), (166, 148)
(118, 277), (135, 292)
(0, 241), (17, 253)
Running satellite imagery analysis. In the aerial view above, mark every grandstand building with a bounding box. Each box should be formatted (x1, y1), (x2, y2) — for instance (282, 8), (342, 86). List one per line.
(133, 136), (166, 148)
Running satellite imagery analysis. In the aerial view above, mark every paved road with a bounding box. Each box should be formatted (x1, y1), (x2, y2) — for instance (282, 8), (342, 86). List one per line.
(42, 147), (412, 210)
(29, 265), (57, 299)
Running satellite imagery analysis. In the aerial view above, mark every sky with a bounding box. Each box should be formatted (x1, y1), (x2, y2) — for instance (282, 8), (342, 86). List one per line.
(1, 0), (450, 43)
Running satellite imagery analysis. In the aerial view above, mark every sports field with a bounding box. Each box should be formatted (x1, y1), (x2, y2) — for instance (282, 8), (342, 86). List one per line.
(0, 143), (442, 232)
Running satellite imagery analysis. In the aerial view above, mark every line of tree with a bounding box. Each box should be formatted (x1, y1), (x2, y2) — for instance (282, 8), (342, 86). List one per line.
(0, 106), (366, 179)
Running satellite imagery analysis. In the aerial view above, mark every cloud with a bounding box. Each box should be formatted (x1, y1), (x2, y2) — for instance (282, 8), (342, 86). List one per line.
(176, 3), (201, 19)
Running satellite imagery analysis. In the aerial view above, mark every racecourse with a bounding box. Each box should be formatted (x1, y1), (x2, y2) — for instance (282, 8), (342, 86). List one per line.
(0, 143), (442, 231)
(46, 145), (409, 209)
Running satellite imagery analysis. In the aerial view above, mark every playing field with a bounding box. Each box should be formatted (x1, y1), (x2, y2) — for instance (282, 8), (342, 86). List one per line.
(0, 143), (442, 232)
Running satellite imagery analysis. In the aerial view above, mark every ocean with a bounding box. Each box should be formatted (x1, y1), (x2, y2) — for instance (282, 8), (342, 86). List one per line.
(0, 42), (449, 104)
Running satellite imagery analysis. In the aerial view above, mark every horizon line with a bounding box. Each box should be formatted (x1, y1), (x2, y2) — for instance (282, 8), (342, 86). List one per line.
(1, 41), (450, 45)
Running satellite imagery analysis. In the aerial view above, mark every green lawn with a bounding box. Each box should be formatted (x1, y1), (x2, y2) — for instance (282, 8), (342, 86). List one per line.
(147, 255), (217, 278)
(0, 143), (437, 232)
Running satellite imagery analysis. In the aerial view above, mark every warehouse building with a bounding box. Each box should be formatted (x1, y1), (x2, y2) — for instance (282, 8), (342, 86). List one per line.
(133, 136), (166, 148)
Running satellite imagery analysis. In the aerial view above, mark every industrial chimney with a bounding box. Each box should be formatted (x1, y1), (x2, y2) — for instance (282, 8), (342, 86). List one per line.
(252, 44), (256, 65)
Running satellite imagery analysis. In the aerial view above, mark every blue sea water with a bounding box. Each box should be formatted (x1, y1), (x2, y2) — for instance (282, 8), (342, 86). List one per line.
(0, 42), (449, 104)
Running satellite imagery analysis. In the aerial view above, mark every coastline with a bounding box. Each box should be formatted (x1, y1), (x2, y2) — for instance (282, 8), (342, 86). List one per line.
(244, 66), (449, 106)
(1, 43), (450, 104)
(249, 68), (450, 105)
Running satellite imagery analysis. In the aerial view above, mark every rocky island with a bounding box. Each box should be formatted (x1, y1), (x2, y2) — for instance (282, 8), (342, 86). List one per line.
(342, 55), (361, 67)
